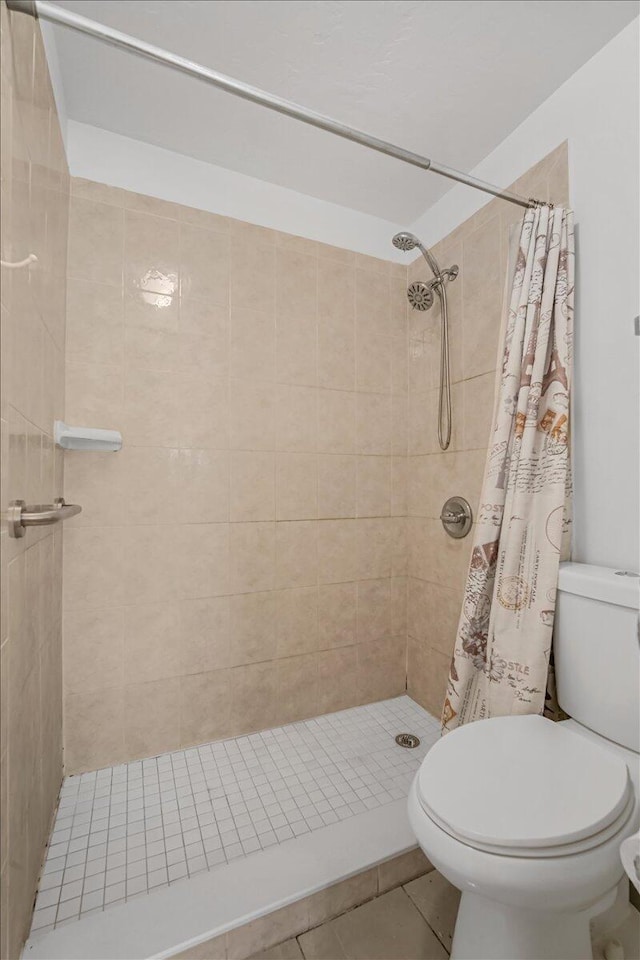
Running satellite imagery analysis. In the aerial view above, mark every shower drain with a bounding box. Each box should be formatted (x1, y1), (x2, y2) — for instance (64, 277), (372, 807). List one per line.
(395, 733), (420, 749)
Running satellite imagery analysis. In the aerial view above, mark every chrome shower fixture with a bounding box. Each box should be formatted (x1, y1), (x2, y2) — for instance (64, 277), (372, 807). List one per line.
(392, 231), (459, 450)
(392, 231), (441, 278)
(391, 232), (459, 311)
(391, 231), (421, 252)
(407, 281), (435, 311)
(406, 264), (460, 312)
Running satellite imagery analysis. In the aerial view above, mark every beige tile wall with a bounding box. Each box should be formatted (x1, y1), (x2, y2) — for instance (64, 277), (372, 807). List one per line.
(63, 183), (409, 772)
(406, 142), (570, 715)
(0, 2), (70, 956)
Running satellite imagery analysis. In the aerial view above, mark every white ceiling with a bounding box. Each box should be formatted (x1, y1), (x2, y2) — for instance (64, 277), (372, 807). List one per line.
(47, 0), (638, 222)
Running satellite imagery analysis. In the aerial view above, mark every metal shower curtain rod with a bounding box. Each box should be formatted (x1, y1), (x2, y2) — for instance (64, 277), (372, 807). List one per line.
(7, 0), (541, 209)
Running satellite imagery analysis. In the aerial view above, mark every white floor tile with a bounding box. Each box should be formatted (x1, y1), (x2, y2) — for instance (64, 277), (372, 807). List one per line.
(30, 695), (437, 936)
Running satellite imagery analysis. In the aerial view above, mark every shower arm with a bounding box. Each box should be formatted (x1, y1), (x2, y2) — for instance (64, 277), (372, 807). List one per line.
(7, 0), (543, 210)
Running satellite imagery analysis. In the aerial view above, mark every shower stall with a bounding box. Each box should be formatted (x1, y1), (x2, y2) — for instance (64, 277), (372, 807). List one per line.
(1, 3), (573, 958)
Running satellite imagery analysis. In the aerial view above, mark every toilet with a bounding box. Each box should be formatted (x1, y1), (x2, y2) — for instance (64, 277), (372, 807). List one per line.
(408, 562), (640, 960)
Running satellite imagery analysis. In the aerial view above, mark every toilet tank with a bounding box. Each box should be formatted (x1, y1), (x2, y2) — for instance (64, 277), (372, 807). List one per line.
(555, 562), (639, 752)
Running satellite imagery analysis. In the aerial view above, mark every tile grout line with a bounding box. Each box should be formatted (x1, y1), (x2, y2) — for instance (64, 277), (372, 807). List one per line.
(30, 696), (439, 936)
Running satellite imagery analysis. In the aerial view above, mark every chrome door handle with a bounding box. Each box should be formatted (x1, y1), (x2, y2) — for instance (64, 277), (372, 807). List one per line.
(7, 498), (82, 538)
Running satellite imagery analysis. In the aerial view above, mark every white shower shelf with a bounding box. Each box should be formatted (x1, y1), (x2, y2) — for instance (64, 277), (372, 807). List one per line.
(54, 421), (122, 452)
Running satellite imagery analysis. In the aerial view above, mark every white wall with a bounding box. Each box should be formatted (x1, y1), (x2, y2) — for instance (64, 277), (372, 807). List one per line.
(41, 20), (68, 141)
(66, 121), (407, 262)
(411, 21), (639, 572)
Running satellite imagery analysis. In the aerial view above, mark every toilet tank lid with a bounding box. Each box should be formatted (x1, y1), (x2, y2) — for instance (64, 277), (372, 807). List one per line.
(558, 562), (639, 610)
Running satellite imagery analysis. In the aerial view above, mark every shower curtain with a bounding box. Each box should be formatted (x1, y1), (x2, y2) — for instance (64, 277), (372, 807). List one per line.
(442, 204), (574, 732)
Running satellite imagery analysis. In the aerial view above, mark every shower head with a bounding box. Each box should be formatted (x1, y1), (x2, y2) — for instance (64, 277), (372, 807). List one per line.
(407, 281), (435, 311)
(392, 227), (458, 314)
(392, 232), (422, 252)
(392, 230), (442, 279)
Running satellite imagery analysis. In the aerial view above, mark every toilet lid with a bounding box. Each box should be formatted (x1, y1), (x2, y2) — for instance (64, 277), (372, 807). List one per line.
(417, 715), (632, 852)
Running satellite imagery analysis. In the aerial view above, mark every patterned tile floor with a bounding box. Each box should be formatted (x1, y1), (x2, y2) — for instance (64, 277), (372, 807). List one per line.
(30, 696), (440, 937)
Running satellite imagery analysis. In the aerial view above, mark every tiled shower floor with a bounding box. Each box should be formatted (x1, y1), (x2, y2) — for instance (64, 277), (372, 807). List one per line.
(30, 696), (440, 937)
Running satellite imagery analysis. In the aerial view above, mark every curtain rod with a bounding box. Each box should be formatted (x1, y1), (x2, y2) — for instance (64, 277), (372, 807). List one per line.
(8, 0), (540, 209)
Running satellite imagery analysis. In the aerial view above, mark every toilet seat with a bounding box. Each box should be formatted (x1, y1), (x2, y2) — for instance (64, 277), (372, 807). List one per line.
(416, 715), (633, 859)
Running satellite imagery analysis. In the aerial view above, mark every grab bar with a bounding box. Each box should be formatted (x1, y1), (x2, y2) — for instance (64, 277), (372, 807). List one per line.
(7, 498), (82, 538)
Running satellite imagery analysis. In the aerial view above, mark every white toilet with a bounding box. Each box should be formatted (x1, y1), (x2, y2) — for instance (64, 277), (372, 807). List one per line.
(408, 562), (640, 960)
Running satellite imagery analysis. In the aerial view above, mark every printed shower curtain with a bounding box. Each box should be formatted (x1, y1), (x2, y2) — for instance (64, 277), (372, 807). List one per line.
(442, 204), (574, 732)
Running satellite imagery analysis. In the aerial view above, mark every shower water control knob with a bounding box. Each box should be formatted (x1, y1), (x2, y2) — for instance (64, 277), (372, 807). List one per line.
(440, 496), (473, 539)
